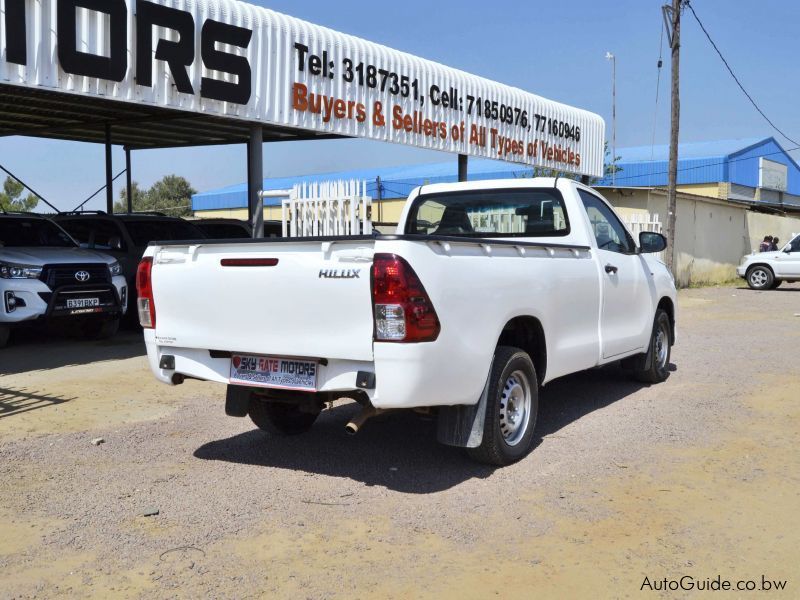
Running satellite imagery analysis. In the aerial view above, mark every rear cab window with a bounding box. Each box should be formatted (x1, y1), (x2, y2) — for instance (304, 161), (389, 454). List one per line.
(405, 188), (570, 238)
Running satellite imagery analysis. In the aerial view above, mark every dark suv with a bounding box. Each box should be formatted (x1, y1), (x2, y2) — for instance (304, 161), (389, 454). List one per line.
(51, 212), (206, 320)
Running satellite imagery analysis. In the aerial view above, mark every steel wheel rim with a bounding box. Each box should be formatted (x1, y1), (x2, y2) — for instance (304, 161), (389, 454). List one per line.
(655, 322), (669, 369)
(750, 269), (768, 287)
(499, 370), (532, 446)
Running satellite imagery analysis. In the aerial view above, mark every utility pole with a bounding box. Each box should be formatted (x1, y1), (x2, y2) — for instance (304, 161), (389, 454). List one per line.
(605, 52), (616, 186)
(664, 0), (683, 274)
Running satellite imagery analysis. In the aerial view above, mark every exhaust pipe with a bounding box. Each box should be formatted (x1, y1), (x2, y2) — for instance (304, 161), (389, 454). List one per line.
(345, 405), (381, 435)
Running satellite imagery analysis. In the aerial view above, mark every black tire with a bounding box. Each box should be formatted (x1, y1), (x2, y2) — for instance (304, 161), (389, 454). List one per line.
(771, 279), (783, 289)
(633, 309), (672, 384)
(467, 346), (539, 466)
(746, 265), (774, 290)
(249, 398), (320, 435)
(0, 325), (9, 349)
(80, 317), (120, 340)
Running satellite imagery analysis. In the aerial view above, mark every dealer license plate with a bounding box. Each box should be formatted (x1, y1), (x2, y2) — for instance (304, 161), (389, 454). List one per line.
(66, 298), (100, 309)
(230, 354), (318, 391)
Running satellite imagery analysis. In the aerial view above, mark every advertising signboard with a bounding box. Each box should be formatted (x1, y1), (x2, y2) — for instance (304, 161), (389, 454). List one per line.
(0, 0), (605, 176)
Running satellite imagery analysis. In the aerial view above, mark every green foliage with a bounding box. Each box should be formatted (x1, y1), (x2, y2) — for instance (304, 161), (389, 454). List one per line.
(0, 177), (38, 212)
(113, 175), (197, 217)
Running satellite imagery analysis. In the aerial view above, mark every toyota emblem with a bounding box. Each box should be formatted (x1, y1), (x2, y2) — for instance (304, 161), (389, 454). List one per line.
(75, 270), (91, 282)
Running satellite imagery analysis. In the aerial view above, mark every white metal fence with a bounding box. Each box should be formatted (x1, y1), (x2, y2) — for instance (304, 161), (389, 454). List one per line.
(622, 212), (665, 261)
(281, 180), (373, 238)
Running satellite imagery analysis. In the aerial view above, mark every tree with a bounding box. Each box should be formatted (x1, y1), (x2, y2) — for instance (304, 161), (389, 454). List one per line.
(514, 141), (621, 184)
(113, 181), (147, 214)
(113, 175), (197, 217)
(0, 177), (38, 212)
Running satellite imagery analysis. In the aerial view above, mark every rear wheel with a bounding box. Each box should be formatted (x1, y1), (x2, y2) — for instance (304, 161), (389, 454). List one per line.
(0, 325), (10, 348)
(467, 346), (539, 466)
(746, 266), (774, 290)
(249, 397), (320, 435)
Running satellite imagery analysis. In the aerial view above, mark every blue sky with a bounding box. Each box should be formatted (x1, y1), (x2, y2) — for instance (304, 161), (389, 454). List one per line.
(3, 0), (800, 211)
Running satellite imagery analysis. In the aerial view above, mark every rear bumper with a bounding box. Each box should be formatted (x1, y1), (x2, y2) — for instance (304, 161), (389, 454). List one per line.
(144, 331), (489, 410)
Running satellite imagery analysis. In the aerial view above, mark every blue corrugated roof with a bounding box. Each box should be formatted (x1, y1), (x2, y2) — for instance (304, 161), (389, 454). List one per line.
(193, 136), (800, 210)
(610, 137), (765, 162)
(192, 158), (535, 210)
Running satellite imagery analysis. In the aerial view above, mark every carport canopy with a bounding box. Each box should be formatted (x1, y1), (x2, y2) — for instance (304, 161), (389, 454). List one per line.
(0, 0), (604, 236)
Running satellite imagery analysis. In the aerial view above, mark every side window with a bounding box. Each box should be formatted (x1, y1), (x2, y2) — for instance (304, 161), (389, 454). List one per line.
(89, 220), (126, 250)
(790, 236), (800, 252)
(578, 190), (634, 254)
(57, 219), (93, 247)
(57, 219), (125, 250)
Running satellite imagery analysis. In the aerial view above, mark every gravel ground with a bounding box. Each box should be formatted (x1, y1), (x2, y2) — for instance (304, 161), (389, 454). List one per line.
(1, 283), (798, 598)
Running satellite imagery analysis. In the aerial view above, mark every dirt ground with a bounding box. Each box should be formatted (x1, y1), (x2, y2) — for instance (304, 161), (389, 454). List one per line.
(1, 284), (798, 599)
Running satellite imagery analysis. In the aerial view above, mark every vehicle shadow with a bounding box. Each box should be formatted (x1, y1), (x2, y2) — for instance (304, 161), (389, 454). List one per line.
(0, 330), (144, 376)
(0, 386), (76, 419)
(193, 365), (654, 494)
(736, 285), (800, 292)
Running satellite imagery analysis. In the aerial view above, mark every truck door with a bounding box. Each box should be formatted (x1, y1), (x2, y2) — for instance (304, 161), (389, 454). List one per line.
(777, 235), (800, 277)
(578, 190), (653, 359)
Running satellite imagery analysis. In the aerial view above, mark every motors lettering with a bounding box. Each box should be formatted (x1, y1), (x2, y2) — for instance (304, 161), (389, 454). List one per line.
(319, 269), (361, 279)
(3, 0), (253, 105)
(238, 357), (316, 378)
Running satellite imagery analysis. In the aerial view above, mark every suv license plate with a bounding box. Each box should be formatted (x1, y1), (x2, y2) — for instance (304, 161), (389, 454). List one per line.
(66, 298), (100, 309)
(230, 354), (318, 391)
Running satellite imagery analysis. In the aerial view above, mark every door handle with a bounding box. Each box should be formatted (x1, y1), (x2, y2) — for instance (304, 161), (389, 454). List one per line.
(605, 264), (618, 274)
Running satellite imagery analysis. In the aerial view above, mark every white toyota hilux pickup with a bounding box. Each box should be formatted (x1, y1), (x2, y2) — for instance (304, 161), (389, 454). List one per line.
(139, 179), (676, 465)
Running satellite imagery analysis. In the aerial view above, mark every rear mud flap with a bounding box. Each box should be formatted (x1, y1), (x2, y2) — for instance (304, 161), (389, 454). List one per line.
(436, 373), (491, 449)
(225, 385), (251, 417)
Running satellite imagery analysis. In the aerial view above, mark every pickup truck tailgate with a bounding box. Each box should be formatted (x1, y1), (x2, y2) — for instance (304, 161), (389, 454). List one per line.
(150, 241), (375, 361)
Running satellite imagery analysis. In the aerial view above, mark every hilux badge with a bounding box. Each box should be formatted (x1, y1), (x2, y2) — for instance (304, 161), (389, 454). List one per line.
(319, 269), (361, 279)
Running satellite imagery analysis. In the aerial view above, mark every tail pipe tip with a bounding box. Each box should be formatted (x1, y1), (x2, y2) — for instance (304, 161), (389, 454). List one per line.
(345, 405), (381, 435)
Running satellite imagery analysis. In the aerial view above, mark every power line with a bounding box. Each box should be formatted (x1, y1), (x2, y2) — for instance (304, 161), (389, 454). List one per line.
(686, 1), (800, 147)
(607, 143), (800, 184)
(650, 17), (665, 165)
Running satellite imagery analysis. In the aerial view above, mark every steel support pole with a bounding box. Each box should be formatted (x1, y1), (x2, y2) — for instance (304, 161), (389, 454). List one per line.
(458, 154), (468, 182)
(248, 126), (264, 238)
(105, 124), (113, 214)
(125, 147), (133, 214)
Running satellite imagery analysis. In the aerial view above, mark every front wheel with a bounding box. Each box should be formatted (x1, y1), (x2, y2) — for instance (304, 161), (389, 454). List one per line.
(633, 309), (672, 384)
(746, 266), (774, 290)
(249, 398), (320, 435)
(467, 346), (539, 466)
(0, 325), (10, 348)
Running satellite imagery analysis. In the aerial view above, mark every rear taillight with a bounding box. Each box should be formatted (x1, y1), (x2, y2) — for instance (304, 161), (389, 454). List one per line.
(136, 257), (156, 328)
(372, 254), (440, 343)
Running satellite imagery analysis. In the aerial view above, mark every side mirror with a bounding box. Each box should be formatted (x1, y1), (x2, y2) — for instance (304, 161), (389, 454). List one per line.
(639, 231), (667, 254)
(108, 236), (123, 251)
